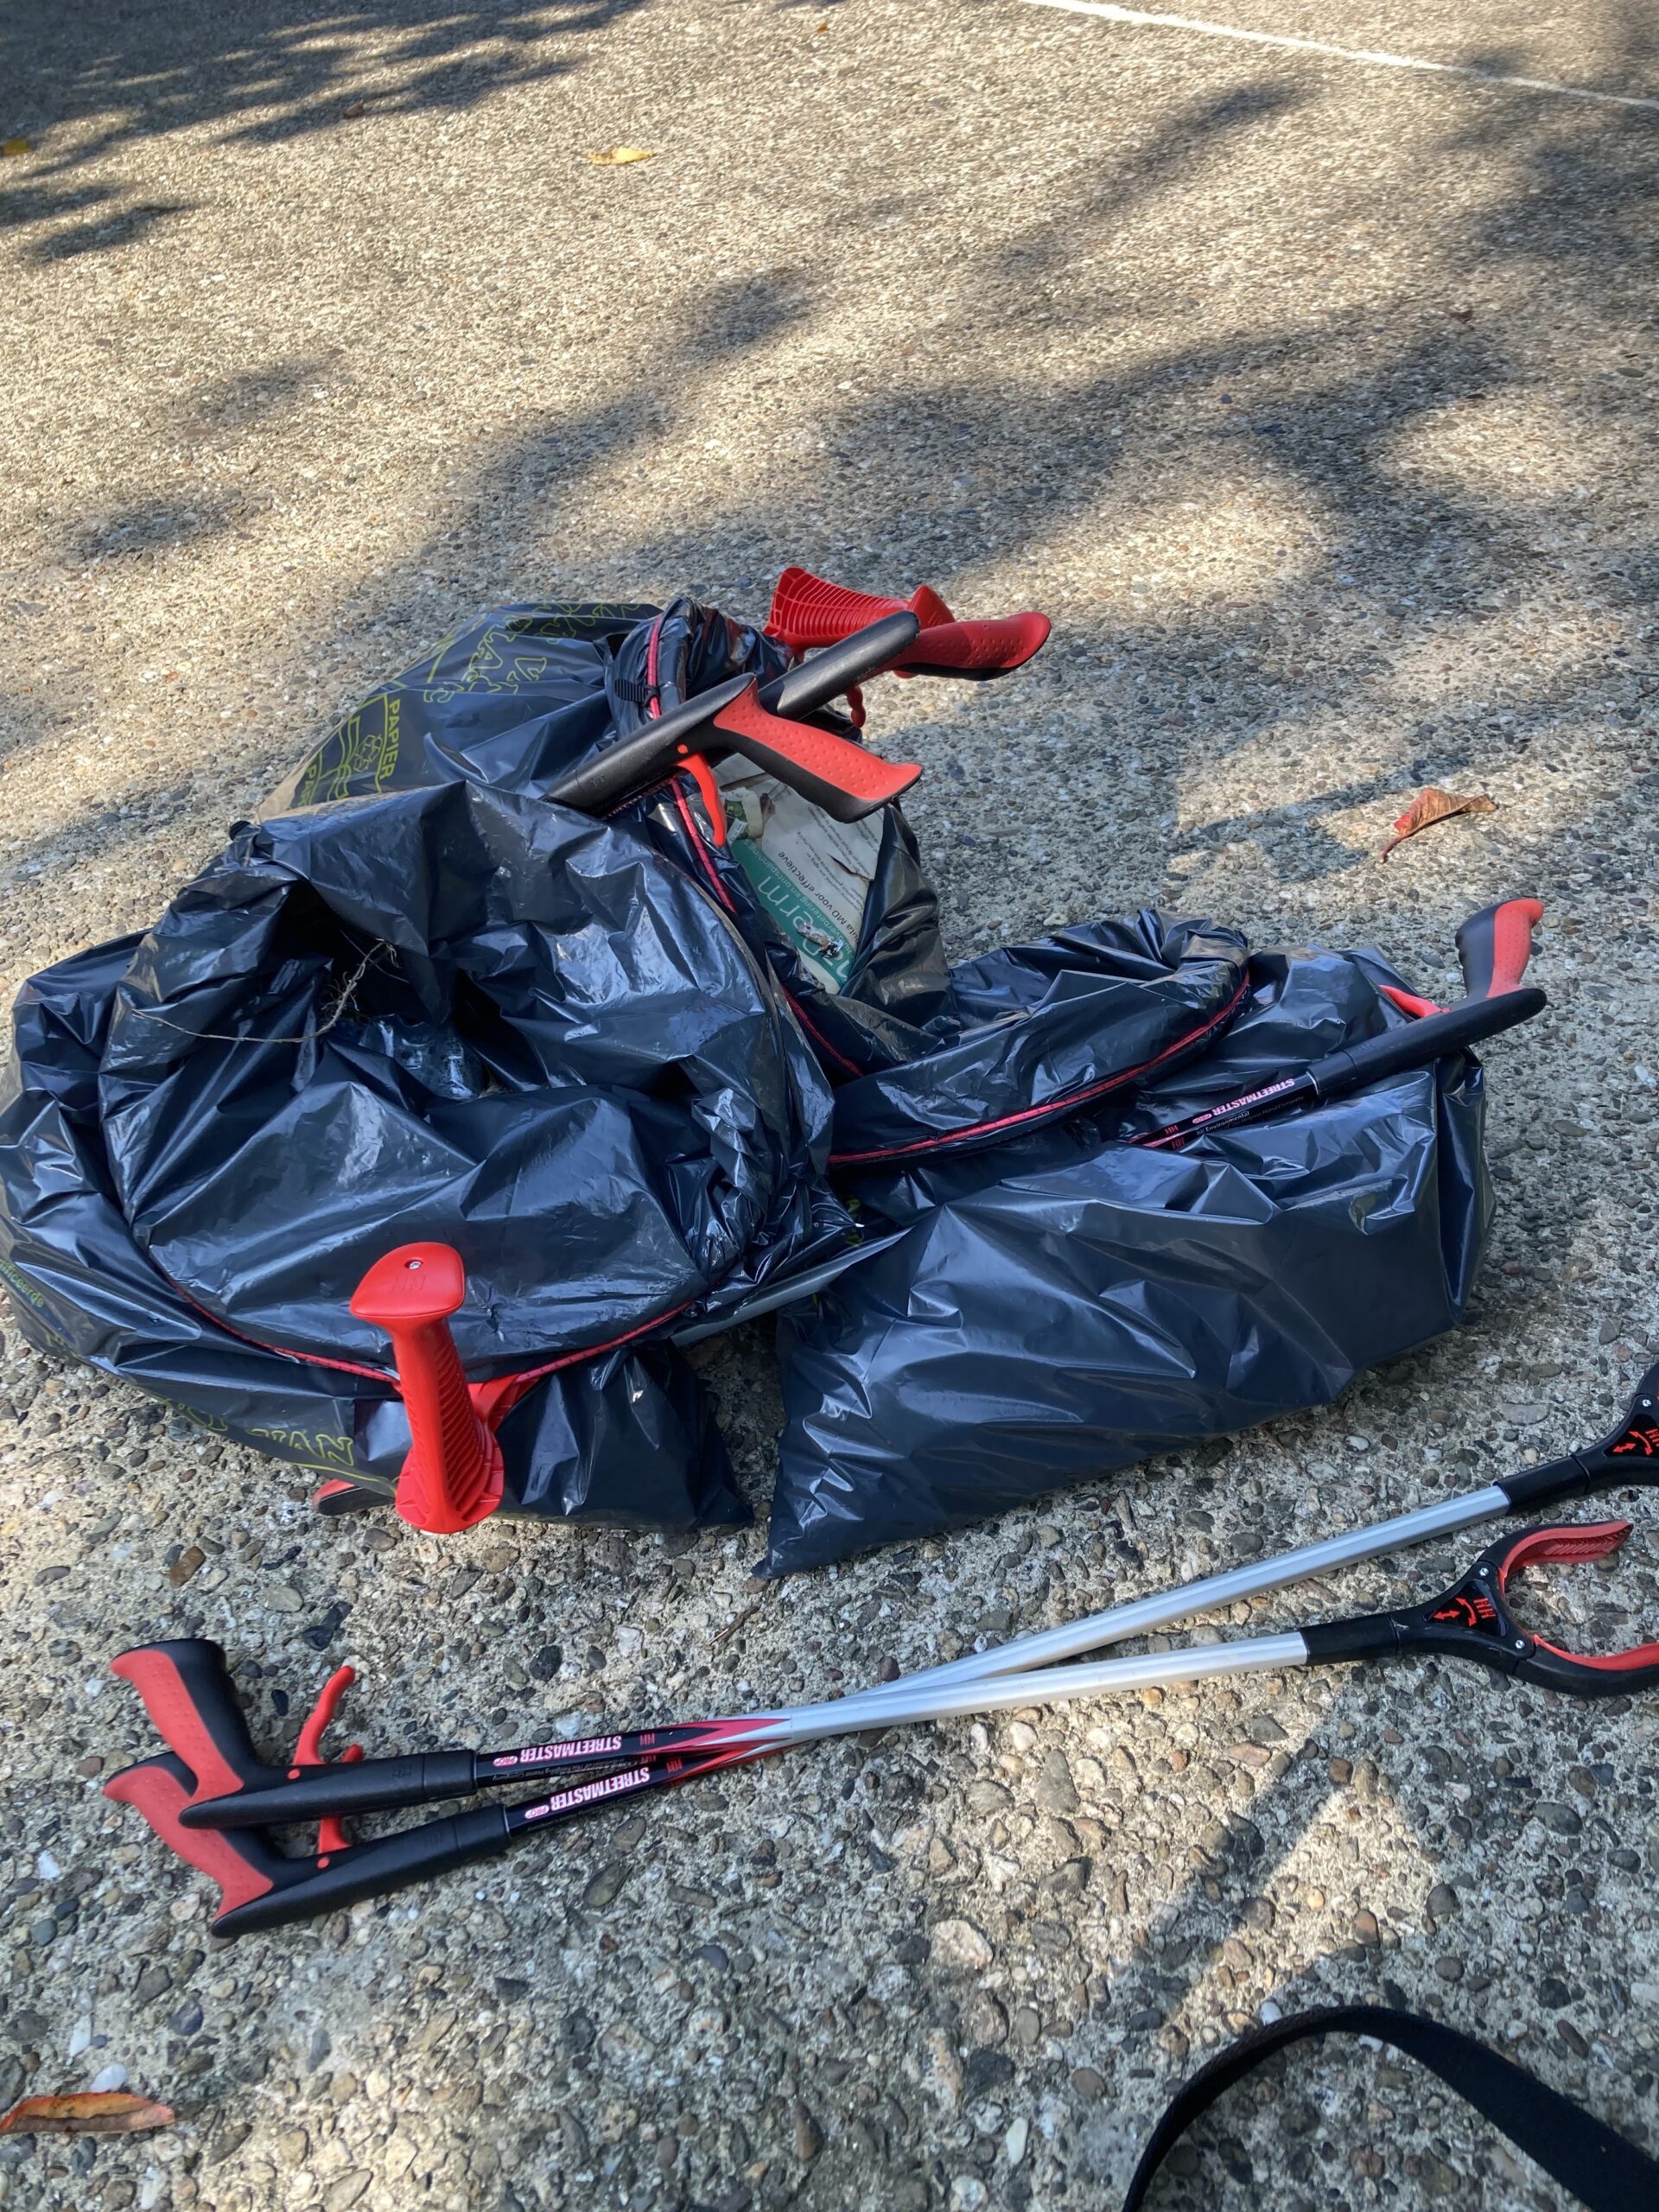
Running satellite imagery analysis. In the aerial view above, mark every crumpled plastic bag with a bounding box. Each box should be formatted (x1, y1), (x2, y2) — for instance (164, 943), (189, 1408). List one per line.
(764, 944), (1490, 1574)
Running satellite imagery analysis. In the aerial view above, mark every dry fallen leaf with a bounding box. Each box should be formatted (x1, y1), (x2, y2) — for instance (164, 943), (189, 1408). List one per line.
(585, 146), (654, 166)
(342, 99), (368, 119)
(0, 2092), (175, 2138)
(1, 138), (32, 158)
(1381, 785), (1496, 860)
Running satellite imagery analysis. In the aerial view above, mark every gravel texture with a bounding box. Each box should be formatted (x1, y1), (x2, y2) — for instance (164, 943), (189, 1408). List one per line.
(3, 2), (1658, 2207)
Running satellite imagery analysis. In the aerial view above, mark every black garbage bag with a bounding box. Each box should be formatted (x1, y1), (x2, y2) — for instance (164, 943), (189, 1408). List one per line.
(764, 936), (1491, 1575)
(101, 779), (834, 1368)
(0, 587), (1503, 1561)
(256, 602), (659, 819)
(263, 595), (958, 1090)
(0, 766), (844, 1527)
(821, 916), (1249, 1166)
(0, 939), (742, 1528)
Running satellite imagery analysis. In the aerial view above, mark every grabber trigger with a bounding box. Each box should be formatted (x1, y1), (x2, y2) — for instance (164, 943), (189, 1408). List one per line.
(291, 1662), (365, 1854)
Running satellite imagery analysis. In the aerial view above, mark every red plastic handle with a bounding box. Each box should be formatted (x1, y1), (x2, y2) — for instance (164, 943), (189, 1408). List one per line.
(105, 1756), (280, 1919)
(350, 1244), (504, 1535)
(765, 567), (1049, 679)
(766, 566), (925, 649)
(891, 611), (1052, 678)
(1379, 896), (1545, 1022)
(710, 683), (920, 815)
(1457, 897), (1544, 1000)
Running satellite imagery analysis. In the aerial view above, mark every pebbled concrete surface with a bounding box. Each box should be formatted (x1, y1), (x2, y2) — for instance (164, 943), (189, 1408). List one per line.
(2, 3), (1657, 2208)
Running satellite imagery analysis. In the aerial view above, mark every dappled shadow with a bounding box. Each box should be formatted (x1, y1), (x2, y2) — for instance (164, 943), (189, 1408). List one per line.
(5, 47), (1656, 941)
(25, 198), (193, 264)
(66, 495), (245, 565)
(986, 76), (1309, 292)
(0, 0), (644, 264)
(188, 356), (340, 433)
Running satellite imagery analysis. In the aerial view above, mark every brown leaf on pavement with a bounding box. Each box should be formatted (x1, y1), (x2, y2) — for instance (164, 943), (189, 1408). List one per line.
(584, 146), (653, 165)
(1, 138), (32, 158)
(1381, 785), (1495, 860)
(342, 100), (368, 119)
(0, 2092), (175, 2137)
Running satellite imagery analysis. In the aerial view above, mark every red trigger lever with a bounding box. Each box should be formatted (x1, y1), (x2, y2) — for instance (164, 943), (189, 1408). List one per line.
(291, 1664), (364, 1857)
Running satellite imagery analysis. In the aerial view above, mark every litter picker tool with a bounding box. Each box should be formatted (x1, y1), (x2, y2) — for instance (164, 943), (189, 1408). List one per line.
(545, 613), (925, 823)
(107, 1368), (1659, 1933)
(548, 576), (1055, 821)
(1135, 985), (1544, 1153)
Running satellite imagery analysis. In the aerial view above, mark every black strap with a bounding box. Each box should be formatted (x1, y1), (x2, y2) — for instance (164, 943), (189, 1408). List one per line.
(1124, 2005), (1659, 2212)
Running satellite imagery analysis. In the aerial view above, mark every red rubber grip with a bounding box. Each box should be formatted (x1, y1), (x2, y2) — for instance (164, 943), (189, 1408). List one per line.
(766, 568), (1049, 679)
(767, 567), (927, 649)
(892, 611), (1052, 677)
(1457, 897), (1543, 1001)
(1487, 898), (1543, 995)
(110, 1646), (253, 1806)
(350, 1244), (503, 1535)
(711, 685), (920, 810)
(104, 1757), (276, 1917)
(1496, 1518), (1631, 1582)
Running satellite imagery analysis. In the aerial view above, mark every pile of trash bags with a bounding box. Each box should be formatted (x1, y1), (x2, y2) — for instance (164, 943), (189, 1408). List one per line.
(0, 586), (1491, 1573)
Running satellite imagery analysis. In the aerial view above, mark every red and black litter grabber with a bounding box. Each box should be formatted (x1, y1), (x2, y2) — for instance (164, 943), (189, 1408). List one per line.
(1294, 1516), (1659, 1693)
(1135, 982), (1546, 1152)
(179, 1356), (1659, 1831)
(1379, 894), (1546, 1019)
(104, 1636), (779, 1939)
(766, 566), (1052, 681)
(546, 612), (924, 824)
(107, 1504), (1659, 1936)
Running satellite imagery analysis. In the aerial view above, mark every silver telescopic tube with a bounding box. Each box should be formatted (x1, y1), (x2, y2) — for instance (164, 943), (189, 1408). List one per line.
(853, 1484), (1510, 1705)
(777, 1631), (1314, 1745)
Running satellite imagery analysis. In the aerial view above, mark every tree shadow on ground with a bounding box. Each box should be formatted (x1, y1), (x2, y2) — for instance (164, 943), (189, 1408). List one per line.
(0, 0), (645, 264)
(5, 46), (1656, 965)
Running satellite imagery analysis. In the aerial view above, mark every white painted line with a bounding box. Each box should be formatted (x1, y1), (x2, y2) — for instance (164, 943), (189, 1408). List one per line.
(1025, 0), (1659, 115)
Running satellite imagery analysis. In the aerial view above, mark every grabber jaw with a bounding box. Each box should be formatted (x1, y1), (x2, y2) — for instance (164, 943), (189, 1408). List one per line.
(1582, 1363), (1659, 1478)
(350, 1243), (505, 1535)
(1406, 1520), (1659, 1697)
